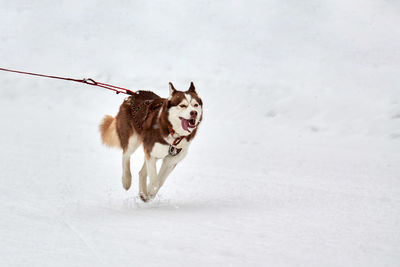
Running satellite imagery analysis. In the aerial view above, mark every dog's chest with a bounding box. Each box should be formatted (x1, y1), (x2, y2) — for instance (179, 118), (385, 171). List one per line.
(150, 138), (190, 159)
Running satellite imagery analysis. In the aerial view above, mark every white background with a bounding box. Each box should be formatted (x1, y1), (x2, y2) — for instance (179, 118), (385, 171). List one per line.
(0, 1), (399, 266)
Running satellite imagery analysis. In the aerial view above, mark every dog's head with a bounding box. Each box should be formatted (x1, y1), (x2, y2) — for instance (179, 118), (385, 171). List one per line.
(166, 82), (203, 136)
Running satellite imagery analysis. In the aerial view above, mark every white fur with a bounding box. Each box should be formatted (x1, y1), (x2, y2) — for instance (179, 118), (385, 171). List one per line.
(185, 93), (192, 103)
(121, 86), (202, 201)
(146, 142), (189, 199)
(138, 161), (147, 199)
(141, 116), (193, 199)
(131, 130), (192, 201)
(168, 95), (203, 136)
(151, 143), (170, 159)
(122, 134), (141, 190)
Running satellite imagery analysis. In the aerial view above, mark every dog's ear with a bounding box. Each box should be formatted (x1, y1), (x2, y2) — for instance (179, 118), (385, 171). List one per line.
(169, 82), (176, 96)
(188, 82), (196, 93)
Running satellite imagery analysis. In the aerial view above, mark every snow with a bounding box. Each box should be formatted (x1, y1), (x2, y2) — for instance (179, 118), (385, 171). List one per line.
(1, 0), (400, 266)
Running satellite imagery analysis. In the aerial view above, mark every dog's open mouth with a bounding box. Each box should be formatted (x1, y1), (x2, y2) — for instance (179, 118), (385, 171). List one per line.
(179, 117), (196, 133)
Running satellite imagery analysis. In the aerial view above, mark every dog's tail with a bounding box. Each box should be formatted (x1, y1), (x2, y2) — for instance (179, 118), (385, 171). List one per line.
(99, 115), (121, 149)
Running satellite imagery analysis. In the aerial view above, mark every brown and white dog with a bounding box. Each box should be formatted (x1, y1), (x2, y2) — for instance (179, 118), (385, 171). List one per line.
(99, 82), (203, 202)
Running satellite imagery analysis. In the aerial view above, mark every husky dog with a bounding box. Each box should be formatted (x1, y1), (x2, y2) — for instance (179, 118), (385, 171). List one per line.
(99, 82), (203, 202)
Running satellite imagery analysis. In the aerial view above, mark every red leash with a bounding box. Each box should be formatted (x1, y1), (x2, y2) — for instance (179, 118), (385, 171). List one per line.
(0, 67), (135, 95)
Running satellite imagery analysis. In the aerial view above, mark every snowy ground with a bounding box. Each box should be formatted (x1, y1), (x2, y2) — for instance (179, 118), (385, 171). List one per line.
(1, 1), (400, 266)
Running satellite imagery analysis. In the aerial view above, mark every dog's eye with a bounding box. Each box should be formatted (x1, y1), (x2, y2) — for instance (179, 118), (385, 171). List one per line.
(179, 104), (187, 108)
(194, 104), (199, 107)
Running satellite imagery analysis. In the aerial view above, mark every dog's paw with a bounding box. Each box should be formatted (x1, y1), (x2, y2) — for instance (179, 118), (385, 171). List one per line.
(147, 193), (156, 201)
(139, 192), (149, 202)
(122, 174), (132, 190)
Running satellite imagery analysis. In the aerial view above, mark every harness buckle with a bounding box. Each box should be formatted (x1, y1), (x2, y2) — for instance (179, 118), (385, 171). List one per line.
(169, 145), (182, 156)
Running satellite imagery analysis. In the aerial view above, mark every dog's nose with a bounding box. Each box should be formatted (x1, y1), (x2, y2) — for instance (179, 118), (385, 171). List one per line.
(190, 110), (197, 117)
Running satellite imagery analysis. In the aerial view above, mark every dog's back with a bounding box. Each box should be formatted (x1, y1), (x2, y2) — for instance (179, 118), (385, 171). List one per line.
(99, 91), (163, 151)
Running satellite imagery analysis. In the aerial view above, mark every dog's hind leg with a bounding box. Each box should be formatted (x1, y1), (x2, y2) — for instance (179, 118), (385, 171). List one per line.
(122, 134), (141, 190)
(138, 160), (148, 201)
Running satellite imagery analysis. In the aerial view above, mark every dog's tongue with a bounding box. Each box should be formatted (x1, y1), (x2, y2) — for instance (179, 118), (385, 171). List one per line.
(180, 118), (191, 133)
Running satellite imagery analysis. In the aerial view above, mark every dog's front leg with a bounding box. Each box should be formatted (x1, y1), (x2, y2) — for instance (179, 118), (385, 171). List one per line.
(138, 160), (148, 202)
(144, 157), (158, 201)
(147, 158), (176, 200)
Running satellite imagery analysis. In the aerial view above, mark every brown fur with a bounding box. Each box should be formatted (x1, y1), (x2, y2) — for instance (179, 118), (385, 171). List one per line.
(100, 88), (202, 156)
(99, 83), (203, 201)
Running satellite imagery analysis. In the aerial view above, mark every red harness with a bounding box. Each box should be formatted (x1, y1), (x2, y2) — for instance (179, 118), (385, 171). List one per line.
(168, 126), (186, 156)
